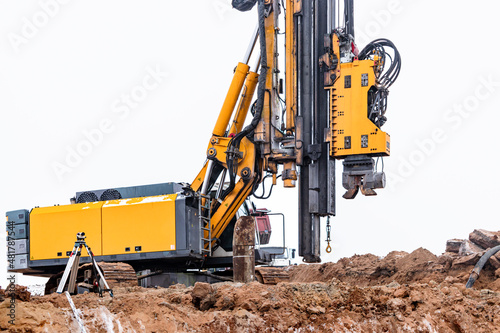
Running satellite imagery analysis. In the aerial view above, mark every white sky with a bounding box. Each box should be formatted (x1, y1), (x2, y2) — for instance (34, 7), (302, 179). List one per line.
(1, 0), (499, 288)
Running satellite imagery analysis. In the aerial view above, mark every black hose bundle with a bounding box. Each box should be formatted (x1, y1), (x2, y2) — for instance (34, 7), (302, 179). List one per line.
(238, 0), (267, 137)
(465, 245), (500, 288)
(358, 38), (401, 89)
(253, 173), (281, 199)
(221, 0), (268, 200)
(359, 38), (401, 127)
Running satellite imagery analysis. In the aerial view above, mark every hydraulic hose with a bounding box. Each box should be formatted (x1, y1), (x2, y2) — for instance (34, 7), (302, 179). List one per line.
(221, 0), (268, 200)
(465, 245), (500, 288)
(237, 0), (268, 138)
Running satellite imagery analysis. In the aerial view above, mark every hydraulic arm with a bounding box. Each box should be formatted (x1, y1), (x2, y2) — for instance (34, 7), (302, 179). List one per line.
(192, 0), (400, 262)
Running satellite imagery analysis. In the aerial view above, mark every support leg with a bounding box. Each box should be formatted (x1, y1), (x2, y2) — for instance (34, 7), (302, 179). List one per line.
(84, 244), (113, 297)
(56, 245), (79, 294)
(67, 247), (82, 294)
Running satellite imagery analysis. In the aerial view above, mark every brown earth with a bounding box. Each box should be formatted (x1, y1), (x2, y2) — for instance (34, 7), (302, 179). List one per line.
(2, 247), (500, 332)
(288, 247), (500, 291)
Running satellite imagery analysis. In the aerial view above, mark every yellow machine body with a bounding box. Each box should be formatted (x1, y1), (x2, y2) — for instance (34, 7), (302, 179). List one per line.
(30, 202), (103, 260)
(29, 194), (178, 261)
(102, 195), (177, 255)
(329, 59), (390, 158)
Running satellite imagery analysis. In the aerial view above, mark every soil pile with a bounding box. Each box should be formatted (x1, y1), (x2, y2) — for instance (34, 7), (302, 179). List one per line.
(288, 247), (500, 291)
(1, 256), (499, 332)
(1, 280), (500, 332)
(2, 230), (500, 332)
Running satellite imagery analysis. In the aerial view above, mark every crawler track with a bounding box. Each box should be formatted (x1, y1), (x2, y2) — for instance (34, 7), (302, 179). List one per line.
(44, 262), (138, 295)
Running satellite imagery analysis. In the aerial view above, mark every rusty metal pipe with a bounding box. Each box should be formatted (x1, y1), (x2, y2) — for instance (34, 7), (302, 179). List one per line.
(233, 216), (255, 283)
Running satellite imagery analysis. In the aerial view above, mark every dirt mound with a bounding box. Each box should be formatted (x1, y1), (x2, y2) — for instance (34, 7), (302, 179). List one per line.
(3, 230), (500, 332)
(288, 247), (500, 291)
(1, 279), (499, 332)
(0, 284), (31, 302)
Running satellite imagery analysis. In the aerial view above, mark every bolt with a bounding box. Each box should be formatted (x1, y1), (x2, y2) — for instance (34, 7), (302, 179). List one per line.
(208, 148), (217, 158)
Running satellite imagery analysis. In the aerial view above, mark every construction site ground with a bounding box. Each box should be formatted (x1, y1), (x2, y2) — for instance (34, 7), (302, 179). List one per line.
(2, 232), (500, 332)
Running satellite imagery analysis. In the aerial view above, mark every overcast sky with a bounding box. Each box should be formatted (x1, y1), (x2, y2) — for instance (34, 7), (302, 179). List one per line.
(1, 0), (499, 288)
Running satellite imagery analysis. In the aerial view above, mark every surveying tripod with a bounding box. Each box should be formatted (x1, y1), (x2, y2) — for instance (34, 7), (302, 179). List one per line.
(56, 232), (113, 297)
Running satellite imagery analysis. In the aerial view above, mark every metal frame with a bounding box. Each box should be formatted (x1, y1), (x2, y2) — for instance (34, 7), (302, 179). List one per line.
(198, 194), (212, 257)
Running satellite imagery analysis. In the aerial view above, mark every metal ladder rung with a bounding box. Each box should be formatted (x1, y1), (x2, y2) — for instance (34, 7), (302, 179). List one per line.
(198, 194), (212, 258)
